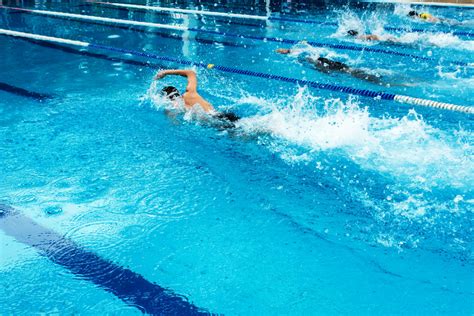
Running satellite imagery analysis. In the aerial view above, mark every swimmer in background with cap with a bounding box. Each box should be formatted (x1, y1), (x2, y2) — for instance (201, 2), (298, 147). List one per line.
(408, 10), (440, 23)
(346, 30), (399, 43)
(154, 69), (239, 126)
(276, 48), (383, 84)
(408, 10), (457, 24)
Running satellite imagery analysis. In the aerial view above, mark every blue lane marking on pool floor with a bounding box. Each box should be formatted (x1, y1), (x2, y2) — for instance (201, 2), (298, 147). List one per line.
(0, 205), (208, 315)
(0, 82), (53, 101)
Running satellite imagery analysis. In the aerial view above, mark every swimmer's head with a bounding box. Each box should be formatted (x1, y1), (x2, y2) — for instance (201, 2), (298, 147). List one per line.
(408, 11), (418, 17)
(161, 86), (180, 100)
(347, 30), (359, 37)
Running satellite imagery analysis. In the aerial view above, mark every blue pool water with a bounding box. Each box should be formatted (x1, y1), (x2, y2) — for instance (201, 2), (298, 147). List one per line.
(0, 0), (473, 314)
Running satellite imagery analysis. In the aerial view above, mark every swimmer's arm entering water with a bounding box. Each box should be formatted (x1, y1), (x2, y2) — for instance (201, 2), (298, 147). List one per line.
(154, 69), (198, 93)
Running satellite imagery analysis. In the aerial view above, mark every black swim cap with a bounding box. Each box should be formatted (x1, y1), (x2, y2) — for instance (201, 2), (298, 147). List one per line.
(317, 57), (348, 71)
(408, 11), (418, 16)
(161, 86), (180, 100)
(347, 30), (359, 36)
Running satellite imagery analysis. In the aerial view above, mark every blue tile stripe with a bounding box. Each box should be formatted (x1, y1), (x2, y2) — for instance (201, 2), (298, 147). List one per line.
(0, 205), (208, 315)
(0, 82), (53, 101)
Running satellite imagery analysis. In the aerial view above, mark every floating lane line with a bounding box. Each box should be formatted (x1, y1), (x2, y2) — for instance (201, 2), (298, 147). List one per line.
(0, 6), (187, 31)
(91, 1), (473, 38)
(0, 29), (472, 114)
(78, 3), (275, 28)
(0, 205), (207, 314)
(92, 1), (269, 20)
(0, 28), (89, 46)
(383, 26), (473, 38)
(17, 8), (246, 48)
(1, 6), (469, 66)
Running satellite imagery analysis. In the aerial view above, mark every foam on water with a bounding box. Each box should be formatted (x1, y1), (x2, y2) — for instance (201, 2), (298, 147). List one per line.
(335, 9), (474, 52)
(235, 88), (471, 185)
(236, 89), (472, 253)
(397, 32), (474, 51)
(393, 3), (415, 18)
(287, 41), (351, 62)
(144, 71), (472, 256)
(334, 9), (386, 39)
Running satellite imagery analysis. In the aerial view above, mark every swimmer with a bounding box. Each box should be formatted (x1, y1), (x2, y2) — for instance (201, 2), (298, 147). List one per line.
(347, 30), (398, 43)
(154, 69), (240, 126)
(276, 49), (382, 84)
(407, 10), (457, 24)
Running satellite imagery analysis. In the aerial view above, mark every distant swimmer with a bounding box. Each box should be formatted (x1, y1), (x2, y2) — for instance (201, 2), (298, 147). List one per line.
(347, 30), (398, 43)
(276, 48), (382, 84)
(154, 69), (239, 126)
(408, 10), (456, 24)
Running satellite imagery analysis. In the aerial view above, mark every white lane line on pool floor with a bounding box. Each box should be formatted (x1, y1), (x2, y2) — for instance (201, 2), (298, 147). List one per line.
(91, 1), (269, 20)
(0, 28), (472, 114)
(0, 6), (188, 31)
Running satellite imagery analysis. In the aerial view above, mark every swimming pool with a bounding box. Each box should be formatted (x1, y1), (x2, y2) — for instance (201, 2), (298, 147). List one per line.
(0, 0), (473, 314)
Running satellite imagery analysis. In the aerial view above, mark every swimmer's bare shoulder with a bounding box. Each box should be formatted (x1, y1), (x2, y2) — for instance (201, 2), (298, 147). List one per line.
(183, 91), (214, 112)
(155, 69), (215, 112)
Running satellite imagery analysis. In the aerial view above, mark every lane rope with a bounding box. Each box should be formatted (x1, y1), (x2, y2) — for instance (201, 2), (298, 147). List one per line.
(91, 1), (474, 38)
(1, 28), (472, 114)
(92, 1), (268, 20)
(0, 6), (188, 30)
(1, 6), (469, 67)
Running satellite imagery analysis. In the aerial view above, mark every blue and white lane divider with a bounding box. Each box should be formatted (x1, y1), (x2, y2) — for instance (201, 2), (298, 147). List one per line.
(0, 6), (188, 31)
(0, 205), (207, 315)
(0, 29), (472, 114)
(93, 1), (269, 21)
(91, 1), (474, 38)
(1, 6), (469, 67)
(91, 0), (334, 25)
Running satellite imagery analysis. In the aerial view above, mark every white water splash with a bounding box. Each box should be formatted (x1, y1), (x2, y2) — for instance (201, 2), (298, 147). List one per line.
(235, 88), (472, 190)
(144, 81), (473, 251)
(334, 8), (474, 51)
(397, 32), (474, 51)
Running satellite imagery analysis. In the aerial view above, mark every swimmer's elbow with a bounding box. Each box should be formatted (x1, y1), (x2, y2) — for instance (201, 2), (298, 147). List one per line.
(183, 70), (196, 78)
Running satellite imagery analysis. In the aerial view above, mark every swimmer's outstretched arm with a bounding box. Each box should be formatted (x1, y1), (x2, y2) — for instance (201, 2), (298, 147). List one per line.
(276, 48), (291, 54)
(154, 69), (198, 93)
